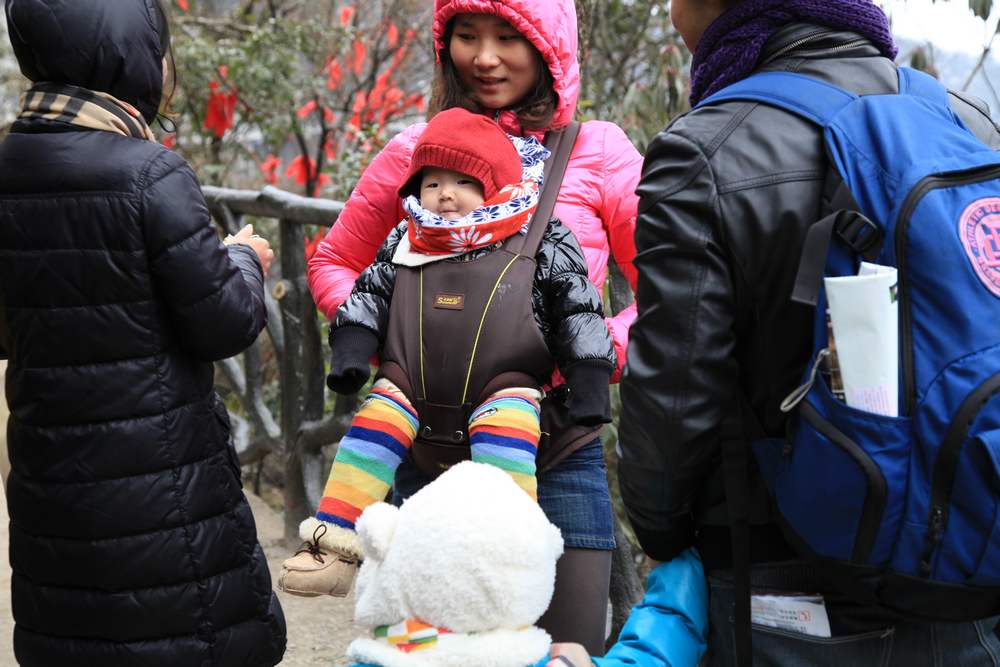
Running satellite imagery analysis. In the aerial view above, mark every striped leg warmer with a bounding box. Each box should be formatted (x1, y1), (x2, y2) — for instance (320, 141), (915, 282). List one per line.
(468, 387), (542, 500)
(316, 379), (418, 531)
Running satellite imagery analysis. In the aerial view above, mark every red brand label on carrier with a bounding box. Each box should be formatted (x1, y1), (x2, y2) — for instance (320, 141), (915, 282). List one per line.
(960, 197), (1000, 298)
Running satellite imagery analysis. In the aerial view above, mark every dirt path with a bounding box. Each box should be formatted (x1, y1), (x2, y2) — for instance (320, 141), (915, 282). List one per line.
(0, 491), (13, 667)
(1, 360), (15, 667)
(0, 363), (361, 665)
(253, 493), (361, 667)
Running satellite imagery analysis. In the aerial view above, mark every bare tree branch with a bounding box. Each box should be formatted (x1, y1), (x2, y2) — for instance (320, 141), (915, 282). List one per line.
(176, 15), (256, 37)
(297, 413), (353, 455)
(229, 412), (251, 453)
(607, 520), (644, 650)
(962, 22), (999, 92)
(216, 202), (244, 236)
(240, 436), (282, 466)
(217, 356), (247, 397)
(981, 66), (1000, 109)
(226, 411), (279, 466)
(295, 412), (353, 509)
(244, 341), (281, 439)
(608, 258), (635, 315)
(265, 290), (286, 362)
(216, 341), (281, 452)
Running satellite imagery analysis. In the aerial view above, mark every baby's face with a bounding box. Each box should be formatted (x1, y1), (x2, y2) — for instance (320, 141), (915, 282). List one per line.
(419, 168), (485, 220)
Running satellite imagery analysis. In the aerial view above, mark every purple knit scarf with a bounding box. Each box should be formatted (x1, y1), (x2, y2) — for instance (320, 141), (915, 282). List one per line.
(689, 0), (898, 106)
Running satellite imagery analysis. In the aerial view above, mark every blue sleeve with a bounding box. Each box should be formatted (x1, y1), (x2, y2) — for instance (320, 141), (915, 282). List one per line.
(592, 548), (709, 667)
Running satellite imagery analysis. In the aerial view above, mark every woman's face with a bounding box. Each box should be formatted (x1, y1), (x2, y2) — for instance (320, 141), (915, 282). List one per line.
(448, 13), (541, 111)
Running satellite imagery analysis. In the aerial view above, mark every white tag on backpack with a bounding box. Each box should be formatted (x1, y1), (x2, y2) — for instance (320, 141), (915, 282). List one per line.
(750, 594), (832, 638)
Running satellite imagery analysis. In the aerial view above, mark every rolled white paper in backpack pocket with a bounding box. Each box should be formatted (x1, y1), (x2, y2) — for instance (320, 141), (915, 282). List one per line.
(824, 262), (899, 417)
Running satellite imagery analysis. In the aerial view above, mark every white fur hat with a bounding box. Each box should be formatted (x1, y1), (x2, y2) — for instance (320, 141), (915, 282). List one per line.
(352, 461), (564, 634)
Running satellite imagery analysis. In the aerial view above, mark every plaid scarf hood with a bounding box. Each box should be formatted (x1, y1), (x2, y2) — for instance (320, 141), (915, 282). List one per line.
(19, 82), (157, 141)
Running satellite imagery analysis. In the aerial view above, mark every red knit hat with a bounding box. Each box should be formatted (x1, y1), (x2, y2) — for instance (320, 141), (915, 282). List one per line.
(398, 108), (523, 201)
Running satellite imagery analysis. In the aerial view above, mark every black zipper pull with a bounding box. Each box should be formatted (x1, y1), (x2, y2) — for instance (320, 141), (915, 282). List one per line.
(919, 505), (946, 577)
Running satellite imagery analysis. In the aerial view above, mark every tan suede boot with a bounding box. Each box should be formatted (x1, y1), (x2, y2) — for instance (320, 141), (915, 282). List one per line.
(277, 518), (363, 598)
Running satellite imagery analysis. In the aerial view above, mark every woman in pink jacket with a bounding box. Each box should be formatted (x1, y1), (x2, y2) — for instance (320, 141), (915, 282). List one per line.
(307, 0), (642, 654)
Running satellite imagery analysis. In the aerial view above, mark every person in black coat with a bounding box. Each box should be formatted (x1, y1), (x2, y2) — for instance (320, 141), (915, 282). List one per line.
(0, 1), (287, 665)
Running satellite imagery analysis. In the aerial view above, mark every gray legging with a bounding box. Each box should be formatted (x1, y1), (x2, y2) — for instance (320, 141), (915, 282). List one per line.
(538, 547), (613, 657)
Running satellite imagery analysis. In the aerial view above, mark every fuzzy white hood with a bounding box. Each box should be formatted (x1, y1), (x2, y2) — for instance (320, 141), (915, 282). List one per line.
(348, 462), (564, 663)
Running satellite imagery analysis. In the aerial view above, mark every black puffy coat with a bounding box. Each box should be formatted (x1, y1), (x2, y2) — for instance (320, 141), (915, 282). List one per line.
(619, 25), (1000, 568)
(329, 219), (616, 412)
(0, 1), (286, 665)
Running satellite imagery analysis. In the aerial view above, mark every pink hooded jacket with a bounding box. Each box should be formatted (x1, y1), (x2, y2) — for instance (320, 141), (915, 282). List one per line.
(307, 0), (642, 379)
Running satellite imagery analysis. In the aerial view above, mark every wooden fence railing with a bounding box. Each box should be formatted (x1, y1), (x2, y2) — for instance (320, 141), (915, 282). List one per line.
(203, 184), (347, 544)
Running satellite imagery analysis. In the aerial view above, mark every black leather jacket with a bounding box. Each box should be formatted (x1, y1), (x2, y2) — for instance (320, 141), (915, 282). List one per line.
(619, 24), (1000, 565)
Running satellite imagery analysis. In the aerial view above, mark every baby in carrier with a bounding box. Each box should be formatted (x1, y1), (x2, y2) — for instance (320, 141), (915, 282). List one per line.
(279, 108), (614, 597)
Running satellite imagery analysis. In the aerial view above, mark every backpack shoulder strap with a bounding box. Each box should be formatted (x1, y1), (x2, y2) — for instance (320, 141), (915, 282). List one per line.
(898, 66), (951, 109)
(897, 66), (973, 131)
(700, 67), (961, 129)
(696, 71), (859, 127)
(508, 120), (581, 257)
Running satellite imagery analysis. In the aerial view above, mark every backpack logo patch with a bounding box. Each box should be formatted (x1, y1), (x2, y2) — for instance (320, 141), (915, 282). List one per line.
(959, 197), (1000, 298)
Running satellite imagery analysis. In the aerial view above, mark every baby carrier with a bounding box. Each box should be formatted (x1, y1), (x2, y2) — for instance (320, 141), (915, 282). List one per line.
(378, 122), (590, 478)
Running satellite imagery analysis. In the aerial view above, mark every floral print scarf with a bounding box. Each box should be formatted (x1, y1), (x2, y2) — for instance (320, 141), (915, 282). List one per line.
(393, 135), (550, 267)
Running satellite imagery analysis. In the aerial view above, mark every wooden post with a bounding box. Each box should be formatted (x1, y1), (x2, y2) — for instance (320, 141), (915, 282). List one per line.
(278, 219), (314, 541)
(300, 278), (327, 513)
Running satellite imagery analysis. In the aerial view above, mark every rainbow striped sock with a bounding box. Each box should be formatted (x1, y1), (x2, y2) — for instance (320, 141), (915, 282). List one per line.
(316, 379), (418, 530)
(468, 387), (542, 500)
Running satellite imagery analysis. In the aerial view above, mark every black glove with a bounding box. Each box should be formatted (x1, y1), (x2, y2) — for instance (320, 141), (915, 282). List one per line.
(562, 361), (613, 426)
(326, 326), (378, 395)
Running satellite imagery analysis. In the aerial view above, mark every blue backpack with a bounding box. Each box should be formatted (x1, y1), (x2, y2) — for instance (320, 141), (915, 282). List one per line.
(698, 67), (1000, 623)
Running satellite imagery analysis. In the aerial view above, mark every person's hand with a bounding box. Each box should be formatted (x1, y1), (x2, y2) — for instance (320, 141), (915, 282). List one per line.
(547, 643), (592, 667)
(224, 224), (274, 277)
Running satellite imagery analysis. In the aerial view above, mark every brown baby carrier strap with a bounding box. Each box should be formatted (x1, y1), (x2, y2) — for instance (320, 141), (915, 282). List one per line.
(380, 121), (582, 479)
(524, 122), (604, 473)
(501, 123), (579, 257)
